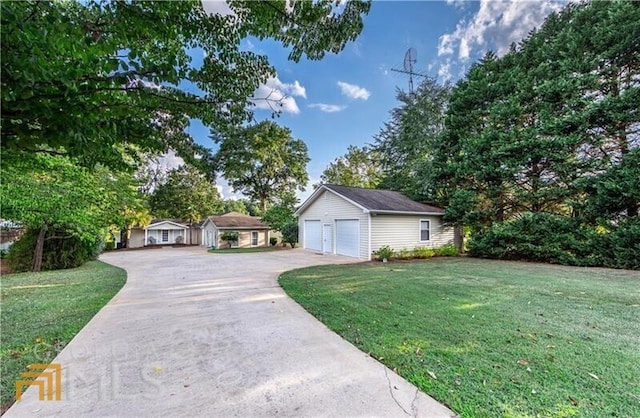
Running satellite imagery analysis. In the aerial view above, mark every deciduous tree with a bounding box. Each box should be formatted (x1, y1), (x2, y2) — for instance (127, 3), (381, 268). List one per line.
(215, 121), (309, 213)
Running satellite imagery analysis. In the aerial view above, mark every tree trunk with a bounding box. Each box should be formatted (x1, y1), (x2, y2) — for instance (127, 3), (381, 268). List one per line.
(454, 225), (464, 254)
(32, 224), (47, 272)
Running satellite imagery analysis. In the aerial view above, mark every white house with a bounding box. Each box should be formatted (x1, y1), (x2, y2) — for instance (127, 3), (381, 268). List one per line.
(201, 212), (270, 248)
(129, 219), (201, 248)
(295, 184), (454, 260)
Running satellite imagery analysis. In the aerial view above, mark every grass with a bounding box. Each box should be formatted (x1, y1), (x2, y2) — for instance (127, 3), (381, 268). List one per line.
(208, 246), (291, 254)
(279, 257), (640, 418)
(0, 261), (126, 409)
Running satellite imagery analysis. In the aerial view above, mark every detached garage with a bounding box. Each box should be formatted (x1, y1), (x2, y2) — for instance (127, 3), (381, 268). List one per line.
(296, 184), (455, 260)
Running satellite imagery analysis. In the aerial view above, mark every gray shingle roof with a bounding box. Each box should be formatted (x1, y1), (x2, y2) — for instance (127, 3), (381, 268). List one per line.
(207, 214), (269, 229)
(323, 184), (444, 214)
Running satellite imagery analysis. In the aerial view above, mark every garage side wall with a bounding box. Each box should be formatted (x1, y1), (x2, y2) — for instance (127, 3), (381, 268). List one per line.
(298, 190), (369, 258)
(370, 215), (454, 252)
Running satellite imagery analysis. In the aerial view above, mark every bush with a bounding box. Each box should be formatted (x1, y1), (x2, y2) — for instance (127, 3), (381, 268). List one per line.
(413, 247), (436, 259)
(104, 241), (116, 251)
(434, 245), (459, 257)
(373, 245), (394, 261)
(7, 228), (102, 272)
(270, 237), (278, 246)
(282, 223), (299, 248)
(467, 212), (640, 270)
(220, 231), (239, 248)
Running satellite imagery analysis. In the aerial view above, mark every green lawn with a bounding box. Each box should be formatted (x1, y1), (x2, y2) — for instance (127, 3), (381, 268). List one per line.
(0, 261), (126, 409)
(208, 246), (290, 254)
(279, 258), (640, 418)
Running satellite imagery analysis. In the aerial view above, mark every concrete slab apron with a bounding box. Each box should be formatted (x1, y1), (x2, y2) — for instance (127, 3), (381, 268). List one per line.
(7, 248), (454, 418)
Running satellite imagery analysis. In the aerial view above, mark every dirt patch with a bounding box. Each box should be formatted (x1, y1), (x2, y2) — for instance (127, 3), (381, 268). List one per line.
(0, 259), (13, 275)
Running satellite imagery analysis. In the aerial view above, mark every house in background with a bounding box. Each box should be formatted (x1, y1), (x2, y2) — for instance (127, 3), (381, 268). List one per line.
(295, 184), (454, 260)
(201, 212), (270, 248)
(129, 219), (201, 248)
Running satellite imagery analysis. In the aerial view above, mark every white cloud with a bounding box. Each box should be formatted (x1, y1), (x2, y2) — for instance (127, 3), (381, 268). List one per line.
(252, 76), (307, 114)
(438, 0), (565, 61)
(308, 103), (346, 113)
(337, 81), (371, 100)
(437, 60), (452, 82)
(201, 0), (235, 17)
(445, 0), (467, 10)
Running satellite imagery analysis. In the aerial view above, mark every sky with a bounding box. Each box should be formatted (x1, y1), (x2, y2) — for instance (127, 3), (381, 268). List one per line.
(184, 0), (568, 201)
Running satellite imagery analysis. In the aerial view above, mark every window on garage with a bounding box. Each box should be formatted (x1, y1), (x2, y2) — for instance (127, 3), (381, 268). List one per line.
(419, 220), (430, 242)
(162, 230), (169, 242)
(251, 231), (259, 246)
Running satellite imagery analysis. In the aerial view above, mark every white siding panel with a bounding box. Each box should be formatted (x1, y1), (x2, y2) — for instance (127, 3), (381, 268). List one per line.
(370, 215), (454, 252)
(297, 190), (369, 258)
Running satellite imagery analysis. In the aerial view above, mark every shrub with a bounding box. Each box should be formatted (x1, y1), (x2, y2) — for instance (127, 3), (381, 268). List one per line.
(7, 228), (102, 272)
(281, 223), (299, 248)
(412, 247), (436, 259)
(373, 245), (394, 261)
(270, 237), (278, 246)
(104, 241), (116, 251)
(220, 231), (239, 248)
(435, 245), (459, 257)
(467, 212), (640, 270)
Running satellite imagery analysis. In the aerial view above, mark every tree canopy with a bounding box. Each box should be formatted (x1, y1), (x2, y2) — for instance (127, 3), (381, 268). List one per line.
(149, 165), (222, 222)
(319, 145), (383, 189)
(1, 0), (371, 169)
(215, 120), (309, 212)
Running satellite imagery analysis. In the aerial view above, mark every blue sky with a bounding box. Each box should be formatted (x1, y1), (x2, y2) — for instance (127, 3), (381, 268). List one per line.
(189, 0), (567, 200)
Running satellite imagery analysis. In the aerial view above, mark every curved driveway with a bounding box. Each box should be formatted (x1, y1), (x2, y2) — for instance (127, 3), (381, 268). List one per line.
(7, 247), (453, 417)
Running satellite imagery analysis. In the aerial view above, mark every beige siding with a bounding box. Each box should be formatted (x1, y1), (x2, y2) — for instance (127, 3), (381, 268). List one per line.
(298, 190), (369, 259)
(216, 230), (268, 248)
(370, 215), (454, 252)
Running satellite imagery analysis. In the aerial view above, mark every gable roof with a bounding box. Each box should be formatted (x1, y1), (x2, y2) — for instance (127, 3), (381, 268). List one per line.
(204, 213), (269, 229)
(296, 184), (445, 216)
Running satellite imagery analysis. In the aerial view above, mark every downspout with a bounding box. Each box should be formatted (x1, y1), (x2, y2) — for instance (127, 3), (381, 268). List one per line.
(365, 210), (372, 261)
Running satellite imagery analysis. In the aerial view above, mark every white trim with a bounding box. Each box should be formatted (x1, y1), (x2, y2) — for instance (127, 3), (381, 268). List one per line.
(372, 210), (444, 216)
(367, 212), (372, 261)
(419, 219), (431, 243)
(146, 220), (188, 230)
(295, 185), (368, 216)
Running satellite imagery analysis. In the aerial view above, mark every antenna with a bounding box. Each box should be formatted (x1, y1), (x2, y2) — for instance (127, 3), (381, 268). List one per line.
(391, 47), (427, 93)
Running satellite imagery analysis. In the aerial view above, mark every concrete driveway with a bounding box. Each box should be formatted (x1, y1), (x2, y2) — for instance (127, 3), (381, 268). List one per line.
(7, 247), (454, 417)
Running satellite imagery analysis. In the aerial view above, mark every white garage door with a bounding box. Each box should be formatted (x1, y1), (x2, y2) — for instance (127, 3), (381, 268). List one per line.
(336, 219), (360, 258)
(304, 220), (322, 251)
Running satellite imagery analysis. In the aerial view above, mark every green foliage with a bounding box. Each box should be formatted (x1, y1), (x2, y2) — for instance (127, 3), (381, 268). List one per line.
(215, 121), (309, 213)
(149, 165), (222, 221)
(319, 145), (384, 188)
(281, 223), (299, 248)
(1, 152), (143, 270)
(406, 1), (640, 267)
(262, 204), (295, 232)
(220, 231), (239, 248)
(270, 237), (278, 246)
(372, 245), (394, 261)
(373, 78), (451, 200)
(220, 199), (249, 215)
(468, 213), (639, 269)
(1, 1), (370, 169)
(7, 229), (103, 272)
(434, 244), (459, 257)
(373, 245), (458, 261)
